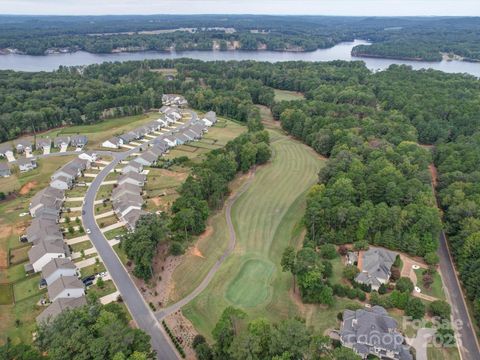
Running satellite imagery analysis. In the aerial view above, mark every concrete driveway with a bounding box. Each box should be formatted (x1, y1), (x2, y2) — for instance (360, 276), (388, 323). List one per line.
(407, 328), (435, 360)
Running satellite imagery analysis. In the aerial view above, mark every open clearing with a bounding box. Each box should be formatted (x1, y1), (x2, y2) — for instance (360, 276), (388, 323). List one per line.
(273, 89), (305, 102)
(175, 130), (325, 339)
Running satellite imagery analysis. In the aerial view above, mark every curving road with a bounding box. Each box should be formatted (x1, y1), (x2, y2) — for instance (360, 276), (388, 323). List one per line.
(81, 111), (197, 360)
(155, 169), (256, 320)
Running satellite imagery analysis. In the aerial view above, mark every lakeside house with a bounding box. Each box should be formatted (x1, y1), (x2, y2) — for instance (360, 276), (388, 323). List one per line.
(340, 306), (412, 360)
(355, 247), (397, 291)
(0, 162), (11, 177)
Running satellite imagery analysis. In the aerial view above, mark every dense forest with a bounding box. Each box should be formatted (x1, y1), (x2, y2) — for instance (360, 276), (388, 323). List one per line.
(1, 57), (480, 328)
(0, 15), (480, 61)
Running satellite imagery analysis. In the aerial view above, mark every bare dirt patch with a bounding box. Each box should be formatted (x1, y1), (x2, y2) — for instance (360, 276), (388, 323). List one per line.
(19, 181), (37, 195)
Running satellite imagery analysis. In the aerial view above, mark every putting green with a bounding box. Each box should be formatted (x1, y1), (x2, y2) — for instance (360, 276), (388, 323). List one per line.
(225, 259), (274, 307)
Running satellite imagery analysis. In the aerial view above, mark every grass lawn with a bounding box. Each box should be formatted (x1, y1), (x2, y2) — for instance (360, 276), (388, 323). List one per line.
(80, 262), (106, 278)
(96, 184), (114, 200)
(98, 215), (119, 228)
(70, 240), (93, 253)
(65, 186), (88, 197)
(414, 268), (446, 300)
(9, 245), (30, 265)
(113, 244), (129, 266)
(176, 132), (325, 340)
(3, 263), (27, 284)
(329, 256), (346, 285)
(88, 280), (116, 298)
(427, 345), (461, 360)
(0, 284), (14, 305)
(0, 294), (44, 345)
(273, 89), (305, 102)
(13, 275), (44, 302)
(104, 227), (127, 241)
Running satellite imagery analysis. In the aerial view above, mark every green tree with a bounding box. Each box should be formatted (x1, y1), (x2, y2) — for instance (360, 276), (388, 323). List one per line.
(396, 277), (414, 293)
(405, 298), (425, 320)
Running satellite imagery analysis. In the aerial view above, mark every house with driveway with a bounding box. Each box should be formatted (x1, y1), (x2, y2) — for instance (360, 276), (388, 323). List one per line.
(162, 94), (188, 107)
(36, 138), (52, 152)
(79, 151), (97, 163)
(42, 258), (78, 285)
(47, 275), (85, 302)
(124, 208), (148, 231)
(355, 247), (397, 291)
(14, 139), (33, 153)
(339, 306), (412, 360)
(17, 157), (37, 172)
(119, 132), (139, 144)
(0, 162), (11, 177)
(36, 295), (87, 324)
(29, 186), (65, 218)
(117, 172), (146, 187)
(113, 193), (143, 219)
(54, 136), (70, 149)
(26, 218), (63, 244)
(202, 111), (217, 126)
(134, 150), (158, 167)
(50, 175), (74, 190)
(122, 160), (143, 175)
(0, 143), (13, 158)
(111, 183), (142, 201)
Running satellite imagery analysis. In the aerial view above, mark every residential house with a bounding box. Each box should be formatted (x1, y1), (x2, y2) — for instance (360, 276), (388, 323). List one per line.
(202, 111), (217, 126)
(28, 239), (67, 273)
(0, 143), (13, 158)
(339, 306), (412, 360)
(111, 183), (142, 201)
(14, 139), (33, 153)
(355, 247), (397, 290)
(191, 122), (207, 135)
(156, 117), (168, 127)
(17, 157), (37, 172)
(133, 151), (158, 167)
(163, 135), (177, 147)
(29, 186), (65, 218)
(146, 121), (162, 132)
(0, 162), (11, 177)
(36, 296), (87, 324)
(36, 138), (52, 152)
(162, 94), (188, 107)
(78, 151), (97, 163)
(54, 136), (70, 149)
(124, 209), (148, 231)
(42, 258), (78, 285)
(26, 218), (63, 244)
(149, 144), (166, 157)
(47, 275), (85, 302)
(117, 172), (146, 187)
(184, 128), (201, 140)
(175, 133), (190, 145)
(51, 165), (79, 182)
(102, 137), (123, 149)
(69, 157), (91, 172)
(119, 132), (138, 144)
(113, 193), (143, 218)
(50, 175), (74, 190)
(152, 138), (170, 150)
(121, 160), (143, 175)
(70, 135), (88, 148)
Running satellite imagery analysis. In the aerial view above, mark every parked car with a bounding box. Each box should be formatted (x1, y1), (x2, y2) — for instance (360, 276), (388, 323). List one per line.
(82, 275), (95, 285)
(86, 228), (91, 234)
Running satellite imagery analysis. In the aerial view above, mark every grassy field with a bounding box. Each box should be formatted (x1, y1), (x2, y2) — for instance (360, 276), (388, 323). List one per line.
(174, 131), (326, 340)
(427, 346), (461, 360)
(273, 89), (305, 102)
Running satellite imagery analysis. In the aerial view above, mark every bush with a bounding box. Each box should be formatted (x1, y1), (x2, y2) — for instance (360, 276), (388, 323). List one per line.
(343, 265), (360, 281)
(425, 251), (439, 266)
(338, 245), (348, 256)
(378, 283), (387, 295)
(192, 334), (207, 349)
(353, 240), (369, 251)
(393, 255), (402, 268)
(429, 300), (451, 320)
(337, 312), (343, 321)
(396, 277), (414, 293)
(169, 242), (184, 256)
(390, 267), (401, 281)
(322, 260), (333, 278)
(320, 244), (337, 259)
(405, 298), (425, 320)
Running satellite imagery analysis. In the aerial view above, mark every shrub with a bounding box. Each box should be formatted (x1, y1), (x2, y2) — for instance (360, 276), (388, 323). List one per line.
(429, 300), (451, 320)
(338, 245), (348, 256)
(169, 242), (184, 256)
(405, 298), (425, 320)
(192, 334), (206, 349)
(343, 265), (360, 281)
(378, 283), (387, 295)
(396, 277), (414, 293)
(425, 252), (439, 266)
(320, 244), (337, 259)
(353, 240), (369, 251)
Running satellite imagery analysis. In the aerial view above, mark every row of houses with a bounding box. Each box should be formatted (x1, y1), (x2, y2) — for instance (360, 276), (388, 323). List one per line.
(102, 107), (183, 149)
(0, 135), (88, 156)
(24, 153), (98, 324)
(0, 158), (38, 177)
(161, 94), (188, 107)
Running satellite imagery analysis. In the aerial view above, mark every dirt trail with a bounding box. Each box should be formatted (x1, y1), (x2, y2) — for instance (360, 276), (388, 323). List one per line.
(19, 181), (37, 195)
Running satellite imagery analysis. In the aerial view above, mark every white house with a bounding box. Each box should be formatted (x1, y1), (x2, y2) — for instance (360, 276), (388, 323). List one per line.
(47, 276), (85, 302)
(163, 136), (177, 147)
(28, 239), (66, 273)
(17, 158), (37, 172)
(78, 151), (97, 163)
(42, 258), (78, 285)
(102, 137), (123, 149)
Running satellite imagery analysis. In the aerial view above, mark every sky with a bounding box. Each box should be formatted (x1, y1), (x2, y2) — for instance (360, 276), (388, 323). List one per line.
(0, 0), (479, 16)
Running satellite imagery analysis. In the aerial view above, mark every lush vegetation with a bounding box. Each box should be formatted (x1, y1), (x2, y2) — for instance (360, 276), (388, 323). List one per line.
(0, 300), (154, 360)
(192, 306), (361, 360)
(1, 15), (480, 62)
(122, 127), (271, 280)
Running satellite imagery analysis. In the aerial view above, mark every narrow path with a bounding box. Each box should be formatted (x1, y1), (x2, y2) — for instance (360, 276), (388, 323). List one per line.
(155, 169), (256, 320)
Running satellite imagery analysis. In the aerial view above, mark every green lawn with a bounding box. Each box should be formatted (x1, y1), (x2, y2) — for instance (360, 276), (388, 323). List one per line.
(415, 268), (446, 300)
(70, 240), (93, 253)
(273, 89), (305, 102)
(176, 132), (325, 340)
(80, 263), (106, 278)
(96, 184), (114, 200)
(0, 284), (14, 305)
(104, 227), (127, 241)
(113, 244), (129, 266)
(329, 256), (346, 285)
(88, 280), (116, 298)
(3, 263), (27, 284)
(427, 345), (461, 360)
(13, 275), (44, 302)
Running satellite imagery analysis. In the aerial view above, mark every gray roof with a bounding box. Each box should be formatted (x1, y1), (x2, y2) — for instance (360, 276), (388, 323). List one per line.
(36, 296), (87, 324)
(17, 157), (37, 166)
(42, 258), (76, 280)
(26, 218), (62, 244)
(204, 111), (217, 122)
(149, 145), (166, 157)
(0, 162), (10, 171)
(54, 136), (70, 146)
(28, 239), (65, 264)
(138, 151), (157, 163)
(176, 133), (190, 143)
(105, 137), (121, 146)
(30, 187), (64, 211)
(14, 139), (32, 148)
(70, 135), (88, 146)
(113, 193), (143, 208)
(112, 183), (141, 200)
(119, 132), (137, 143)
(124, 160), (143, 171)
(118, 171), (146, 184)
(36, 138), (51, 147)
(355, 247), (397, 286)
(47, 275), (84, 300)
(340, 306), (412, 360)
(0, 143), (13, 153)
(123, 209), (148, 230)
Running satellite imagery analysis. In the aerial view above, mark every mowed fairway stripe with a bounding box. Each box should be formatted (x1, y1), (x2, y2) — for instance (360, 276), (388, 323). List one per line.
(180, 133), (324, 339)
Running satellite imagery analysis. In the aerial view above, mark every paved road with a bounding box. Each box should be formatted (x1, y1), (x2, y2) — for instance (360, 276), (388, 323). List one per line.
(155, 170), (256, 320)
(438, 230), (480, 360)
(81, 112), (197, 360)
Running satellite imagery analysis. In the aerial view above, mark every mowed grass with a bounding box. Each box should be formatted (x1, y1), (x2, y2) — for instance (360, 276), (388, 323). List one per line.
(178, 132), (325, 340)
(273, 89), (305, 102)
(414, 268), (446, 300)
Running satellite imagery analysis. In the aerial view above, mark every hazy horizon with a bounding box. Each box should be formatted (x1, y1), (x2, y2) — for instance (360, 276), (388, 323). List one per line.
(1, 0), (480, 17)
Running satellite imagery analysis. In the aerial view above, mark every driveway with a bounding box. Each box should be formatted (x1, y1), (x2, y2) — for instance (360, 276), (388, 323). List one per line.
(407, 328), (435, 360)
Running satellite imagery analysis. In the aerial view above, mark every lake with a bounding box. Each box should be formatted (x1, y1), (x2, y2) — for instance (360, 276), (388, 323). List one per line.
(1, 39), (480, 77)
